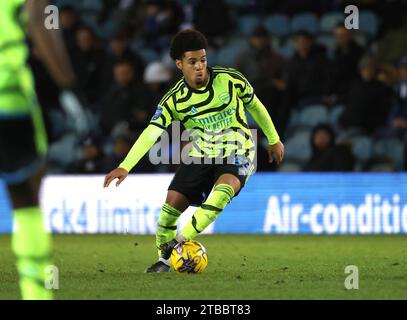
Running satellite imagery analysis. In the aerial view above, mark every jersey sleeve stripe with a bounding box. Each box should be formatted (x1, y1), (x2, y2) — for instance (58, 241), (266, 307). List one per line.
(162, 101), (174, 121)
(0, 85), (23, 95)
(159, 113), (167, 126)
(236, 100), (250, 129)
(241, 93), (253, 99)
(212, 66), (246, 82)
(234, 83), (246, 93)
(0, 40), (24, 53)
(158, 79), (184, 106)
(243, 92), (255, 105)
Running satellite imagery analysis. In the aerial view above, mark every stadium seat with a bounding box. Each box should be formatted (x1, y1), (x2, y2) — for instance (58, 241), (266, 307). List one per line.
(237, 15), (262, 36)
(54, 0), (79, 8)
(296, 105), (329, 129)
(48, 109), (69, 139)
(276, 43), (295, 59)
(359, 10), (378, 38)
(284, 130), (312, 164)
(285, 109), (300, 132)
(290, 12), (319, 35)
(81, 12), (98, 28)
(328, 104), (345, 128)
(97, 20), (120, 40)
(373, 138), (405, 171)
(80, 0), (103, 13)
(225, 0), (251, 7)
(316, 35), (336, 56)
(215, 44), (241, 68)
(263, 14), (290, 38)
(227, 36), (249, 49)
(137, 48), (160, 64)
(47, 133), (79, 171)
(350, 135), (373, 163)
(319, 12), (345, 33)
(206, 47), (218, 66)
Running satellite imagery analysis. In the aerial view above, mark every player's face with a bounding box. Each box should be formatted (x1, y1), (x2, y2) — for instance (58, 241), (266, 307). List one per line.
(176, 49), (208, 88)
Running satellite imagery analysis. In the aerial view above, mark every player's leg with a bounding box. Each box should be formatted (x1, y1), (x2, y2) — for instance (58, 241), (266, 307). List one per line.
(8, 166), (53, 300)
(145, 190), (189, 273)
(178, 173), (241, 241)
(1, 112), (52, 299)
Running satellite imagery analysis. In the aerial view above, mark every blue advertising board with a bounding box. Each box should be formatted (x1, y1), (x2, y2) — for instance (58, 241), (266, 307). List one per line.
(1, 173), (407, 234)
(0, 180), (12, 233)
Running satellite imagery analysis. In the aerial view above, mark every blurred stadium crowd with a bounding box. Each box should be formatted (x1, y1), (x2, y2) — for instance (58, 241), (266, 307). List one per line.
(35, 0), (407, 173)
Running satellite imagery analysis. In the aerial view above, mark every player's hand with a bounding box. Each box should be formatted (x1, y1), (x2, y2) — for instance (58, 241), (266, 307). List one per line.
(59, 90), (88, 136)
(268, 141), (285, 165)
(103, 167), (128, 188)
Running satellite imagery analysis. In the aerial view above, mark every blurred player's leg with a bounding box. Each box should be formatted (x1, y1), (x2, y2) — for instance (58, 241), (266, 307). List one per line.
(8, 165), (52, 300)
(12, 207), (52, 300)
(10, 70), (53, 299)
(4, 110), (53, 299)
(0, 75), (53, 299)
(1, 0), (84, 299)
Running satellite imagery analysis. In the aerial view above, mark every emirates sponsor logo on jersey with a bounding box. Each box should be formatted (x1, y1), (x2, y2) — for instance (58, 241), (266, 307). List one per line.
(191, 107), (237, 130)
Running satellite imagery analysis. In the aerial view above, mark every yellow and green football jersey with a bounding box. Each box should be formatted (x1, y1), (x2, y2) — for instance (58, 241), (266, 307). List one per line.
(120, 66), (280, 172)
(150, 66), (278, 159)
(0, 0), (34, 116)
(0, 0), (47, 155)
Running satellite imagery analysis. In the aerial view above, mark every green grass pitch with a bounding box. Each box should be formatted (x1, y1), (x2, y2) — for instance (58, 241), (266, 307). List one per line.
(0, 234), (406, 300)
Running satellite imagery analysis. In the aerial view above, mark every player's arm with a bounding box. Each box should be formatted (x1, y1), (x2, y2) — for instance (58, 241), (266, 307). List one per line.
(235, 71), (284, 164)
(24, 0), (75, 88)
(103, 105), (173, 188)
(25, 0), (88, 135)
(246, 96), (284, 164)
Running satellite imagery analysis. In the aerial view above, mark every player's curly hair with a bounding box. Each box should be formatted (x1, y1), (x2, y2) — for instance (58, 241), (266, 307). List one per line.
(170, 29), (208, 60)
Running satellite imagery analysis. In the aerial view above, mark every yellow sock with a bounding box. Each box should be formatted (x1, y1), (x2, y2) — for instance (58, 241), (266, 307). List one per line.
(181, 184), (235, 240)
(156, 203), (182, 257)
(12, 207), (53, 300)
